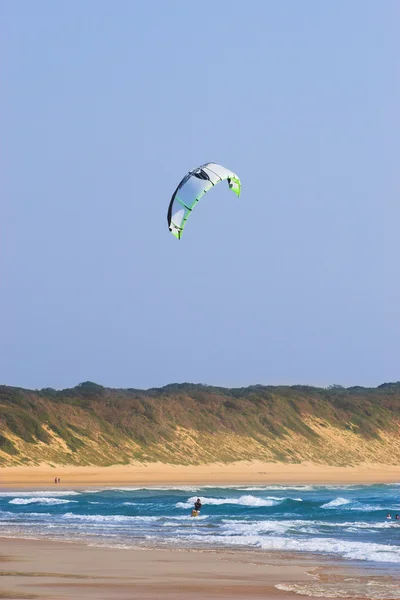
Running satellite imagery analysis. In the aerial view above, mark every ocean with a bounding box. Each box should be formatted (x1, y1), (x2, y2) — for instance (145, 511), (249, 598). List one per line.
(1, 483), (400, 567)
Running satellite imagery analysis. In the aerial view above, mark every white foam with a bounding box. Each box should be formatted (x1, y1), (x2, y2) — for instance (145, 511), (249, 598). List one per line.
(176, 495), (282, 509)
(162, 515), (208, 522)
(167, 532), (400, 563)
(221, 518), (400, 534)
(0, 491), (79, 497)
(221, 519), (292, 536)
(321, 497), (352, 509)
(238, 485), (316, 492)
(348, 504), (389, 512)
(9, 498), (76, 505)
(104, 486), (200, 492)
(62, 513), (158, 523)
(275, 581), (400, 599)
(0, 510), (52, 518)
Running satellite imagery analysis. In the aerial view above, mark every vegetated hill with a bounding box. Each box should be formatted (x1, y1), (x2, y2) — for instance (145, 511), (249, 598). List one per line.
(0, 381), (400, 467)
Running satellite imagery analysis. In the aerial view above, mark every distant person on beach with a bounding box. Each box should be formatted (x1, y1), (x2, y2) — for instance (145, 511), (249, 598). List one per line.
(58, 478), (60, 484)
(54, 477), (57, 484)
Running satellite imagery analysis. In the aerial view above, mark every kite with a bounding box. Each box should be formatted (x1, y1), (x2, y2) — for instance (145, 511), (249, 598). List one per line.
(167, 162), (241, 239)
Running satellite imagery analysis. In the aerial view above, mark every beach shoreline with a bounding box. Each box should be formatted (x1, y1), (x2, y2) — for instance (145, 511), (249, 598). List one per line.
(1, 536), (398, 600)
(1, 461), (400, 488)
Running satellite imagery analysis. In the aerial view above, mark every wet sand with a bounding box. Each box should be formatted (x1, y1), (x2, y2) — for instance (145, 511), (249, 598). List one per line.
(0, 537), (316, 600)
(2, 537), (398, 600)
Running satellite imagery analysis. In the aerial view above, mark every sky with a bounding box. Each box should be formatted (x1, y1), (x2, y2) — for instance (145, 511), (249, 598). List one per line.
(1, 0), (399, 391)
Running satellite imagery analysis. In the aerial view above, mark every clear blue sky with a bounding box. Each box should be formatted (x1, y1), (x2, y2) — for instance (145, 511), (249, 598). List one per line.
(2, 0), (399, 391)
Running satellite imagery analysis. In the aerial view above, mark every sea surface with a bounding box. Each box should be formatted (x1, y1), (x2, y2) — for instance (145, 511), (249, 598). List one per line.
(1, 483), (400, 567)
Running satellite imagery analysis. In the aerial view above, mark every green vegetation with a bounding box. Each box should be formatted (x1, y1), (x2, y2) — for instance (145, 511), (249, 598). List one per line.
(0, 433), (18, 456)
(0, 381), (399, 467)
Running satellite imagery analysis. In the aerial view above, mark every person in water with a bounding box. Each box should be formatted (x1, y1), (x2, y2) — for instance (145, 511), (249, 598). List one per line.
(194, 498), (202, 512)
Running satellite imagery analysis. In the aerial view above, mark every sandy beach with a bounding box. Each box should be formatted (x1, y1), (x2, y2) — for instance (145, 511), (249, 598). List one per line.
(2, 536), (397, 600)
(1, 461), (400, 488)
(1, 463), (400, 598)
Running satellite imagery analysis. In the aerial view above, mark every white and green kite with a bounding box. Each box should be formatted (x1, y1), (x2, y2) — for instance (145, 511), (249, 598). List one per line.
(167, 162), (241, 239)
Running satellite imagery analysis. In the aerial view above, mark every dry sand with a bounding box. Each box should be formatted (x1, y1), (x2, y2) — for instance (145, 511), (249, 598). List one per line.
(1, 537), (395, 600)
(1, 461), (400, 488)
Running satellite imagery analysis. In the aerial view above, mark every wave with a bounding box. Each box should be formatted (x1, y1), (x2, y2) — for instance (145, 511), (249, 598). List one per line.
(236, 485), (316, 492)
(348, 504), (390, 512)
(234, 485), (361, 491)
(62, 513), (159, 523)
(9, 498), (77, 505)
(0, 491), (79, 497)
(162, 515), (208, 522)
(0, 510), (52, 518)
(85, 486), (201, 493)
(176, 495), (282, 509)
(320, 498), (394, 512)
(321, 497), (352, 509)
(169, 533), (400, 563)
(275, 581), (400, 599)
(220, 518), (400, 535)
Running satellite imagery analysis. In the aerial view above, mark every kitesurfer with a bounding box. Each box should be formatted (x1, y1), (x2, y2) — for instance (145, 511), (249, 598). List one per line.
(194, 498), (202, 512)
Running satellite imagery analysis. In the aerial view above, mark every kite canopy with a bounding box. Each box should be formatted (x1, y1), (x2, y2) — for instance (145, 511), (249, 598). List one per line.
(167, 162), (241, 239)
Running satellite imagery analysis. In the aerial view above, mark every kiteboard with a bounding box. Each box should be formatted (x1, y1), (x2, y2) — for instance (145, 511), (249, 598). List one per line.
(191, 509), (199, 517)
